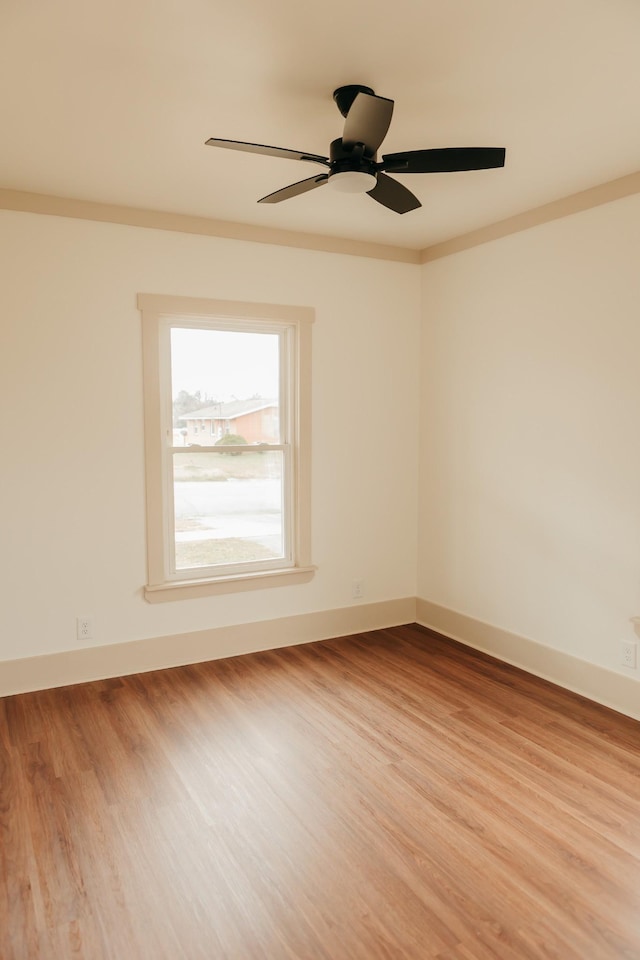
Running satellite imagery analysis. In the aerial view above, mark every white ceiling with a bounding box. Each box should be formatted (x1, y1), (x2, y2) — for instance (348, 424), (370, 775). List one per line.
(1, 0), (639, 251)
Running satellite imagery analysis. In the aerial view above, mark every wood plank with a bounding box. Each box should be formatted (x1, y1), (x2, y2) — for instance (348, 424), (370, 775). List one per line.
(1, 625), (639, 959)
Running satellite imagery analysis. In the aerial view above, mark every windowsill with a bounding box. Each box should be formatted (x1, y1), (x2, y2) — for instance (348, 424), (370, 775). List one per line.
(144, 565), (316, 603)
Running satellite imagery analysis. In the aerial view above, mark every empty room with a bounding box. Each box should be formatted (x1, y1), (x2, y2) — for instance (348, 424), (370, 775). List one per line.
(1, 0), (639, 957)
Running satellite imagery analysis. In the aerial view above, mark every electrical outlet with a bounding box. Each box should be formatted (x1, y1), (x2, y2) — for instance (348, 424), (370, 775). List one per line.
(77, 617), (93, 641)
(351, 579), (364, 600)
(621, 640), (637, 669)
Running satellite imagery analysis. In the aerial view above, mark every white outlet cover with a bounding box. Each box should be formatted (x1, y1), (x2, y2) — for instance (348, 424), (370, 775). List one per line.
(77, 617), (94, 640)
(621, 640), (637, 669)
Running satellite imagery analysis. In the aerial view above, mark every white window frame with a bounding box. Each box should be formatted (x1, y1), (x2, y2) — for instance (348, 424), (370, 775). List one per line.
(138, 293), (315, 602)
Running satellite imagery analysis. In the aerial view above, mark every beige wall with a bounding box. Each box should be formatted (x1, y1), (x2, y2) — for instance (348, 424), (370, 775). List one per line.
(0, 209), (420, 662)
(418, 192), (640, 678)
(2, 192), (640, 709)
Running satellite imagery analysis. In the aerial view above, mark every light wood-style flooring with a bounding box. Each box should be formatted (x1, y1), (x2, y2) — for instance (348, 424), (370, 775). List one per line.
(1, 624), (640, 959)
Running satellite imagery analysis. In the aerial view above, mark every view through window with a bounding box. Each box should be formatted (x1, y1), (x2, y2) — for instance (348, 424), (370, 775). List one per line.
(170, 325), (288, 574)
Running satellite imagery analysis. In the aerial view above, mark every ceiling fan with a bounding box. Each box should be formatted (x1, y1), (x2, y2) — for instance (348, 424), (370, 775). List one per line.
(205, 84), (506, 215)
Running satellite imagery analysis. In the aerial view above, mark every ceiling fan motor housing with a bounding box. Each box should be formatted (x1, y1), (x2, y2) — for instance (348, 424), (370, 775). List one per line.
(329, 137), (378, 176)
(328, 138), (378, 192)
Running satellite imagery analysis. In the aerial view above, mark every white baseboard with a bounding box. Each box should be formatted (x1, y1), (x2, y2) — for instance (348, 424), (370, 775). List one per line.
(4, 596), (638, 723)
(0, 597), (416, 698)
(416, 597), (640, 722)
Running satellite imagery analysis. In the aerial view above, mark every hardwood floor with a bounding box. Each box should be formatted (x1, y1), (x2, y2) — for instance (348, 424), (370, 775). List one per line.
(1, 625), (639, 959)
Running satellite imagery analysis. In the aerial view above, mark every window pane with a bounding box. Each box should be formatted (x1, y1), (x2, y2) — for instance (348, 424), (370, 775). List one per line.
(170, 327), (280, 447)
(173, 450), (285, 570)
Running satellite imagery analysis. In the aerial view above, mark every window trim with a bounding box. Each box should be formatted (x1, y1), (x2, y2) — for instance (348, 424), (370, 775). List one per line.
(138, 293), (315, 602)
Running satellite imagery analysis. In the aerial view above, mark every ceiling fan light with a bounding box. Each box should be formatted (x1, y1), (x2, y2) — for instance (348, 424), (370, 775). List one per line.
(328, 170), (377, 193)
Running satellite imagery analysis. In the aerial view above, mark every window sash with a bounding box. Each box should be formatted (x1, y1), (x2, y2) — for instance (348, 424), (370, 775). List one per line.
(166, 444), (293, 580)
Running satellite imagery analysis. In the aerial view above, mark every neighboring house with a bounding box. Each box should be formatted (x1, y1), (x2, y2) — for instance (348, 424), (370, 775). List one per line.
(178, 398), (279, 445)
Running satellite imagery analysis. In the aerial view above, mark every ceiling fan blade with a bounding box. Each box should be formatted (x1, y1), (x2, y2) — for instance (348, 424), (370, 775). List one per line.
(342, 93), (394, 156)
(258, 174), (329, 204)
(367, 173), (421, 214)
(205, 138), (329, 167)
(381, 147), (506, 174)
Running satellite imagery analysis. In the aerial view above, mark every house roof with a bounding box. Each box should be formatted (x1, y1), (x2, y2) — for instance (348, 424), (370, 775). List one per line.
(179, 399), (277, 421)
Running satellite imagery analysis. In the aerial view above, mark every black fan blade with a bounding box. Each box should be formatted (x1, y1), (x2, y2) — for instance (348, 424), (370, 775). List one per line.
(206, 138), (329, 168)
(367, 173), (421, 214)
(342, 93), (394, 155)
(258, 174), (329, 204)
(381, 147), (506, 174)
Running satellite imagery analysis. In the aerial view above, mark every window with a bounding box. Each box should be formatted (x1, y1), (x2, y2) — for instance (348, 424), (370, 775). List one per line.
(138, 294), (314, 601)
